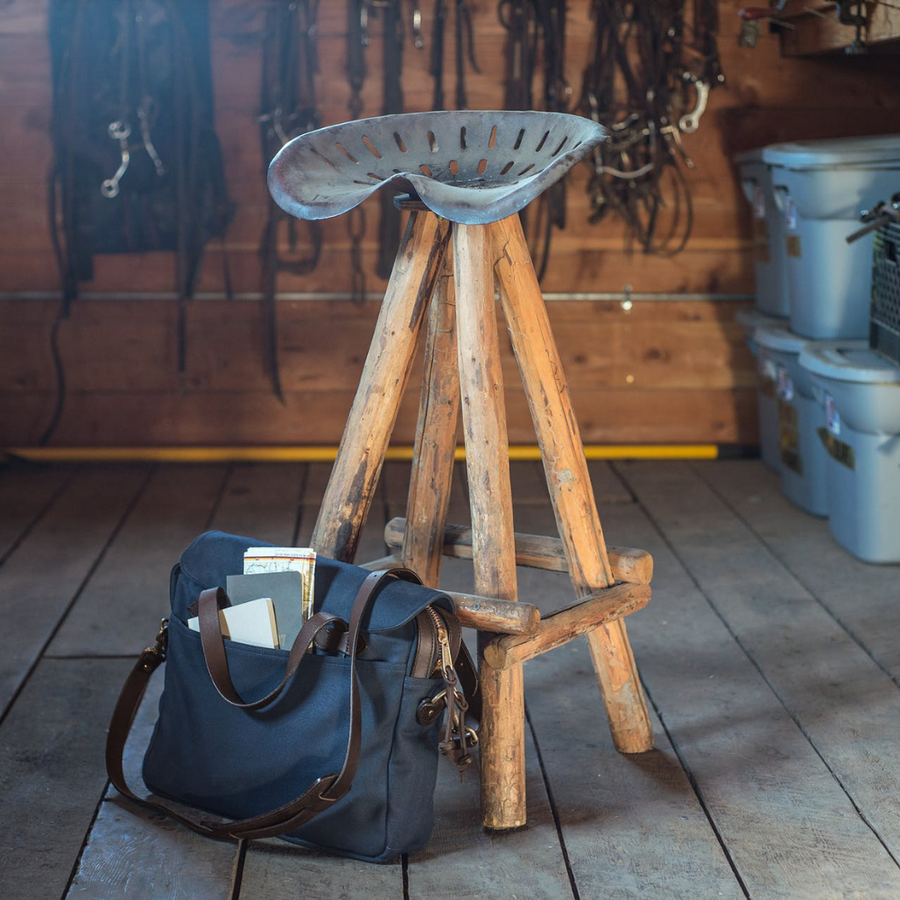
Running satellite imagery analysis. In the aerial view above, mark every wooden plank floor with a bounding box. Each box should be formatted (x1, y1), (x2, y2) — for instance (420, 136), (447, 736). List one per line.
(1, 458), (899, 899)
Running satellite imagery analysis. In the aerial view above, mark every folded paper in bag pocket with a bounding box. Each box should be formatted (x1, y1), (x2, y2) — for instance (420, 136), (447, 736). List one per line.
(187, 596), (279, 649)
(243, 547), (316, 621)
(226, 570), (305, 650)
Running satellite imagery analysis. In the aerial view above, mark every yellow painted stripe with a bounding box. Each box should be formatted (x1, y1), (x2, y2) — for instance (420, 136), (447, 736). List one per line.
(6, 444), (720, 463)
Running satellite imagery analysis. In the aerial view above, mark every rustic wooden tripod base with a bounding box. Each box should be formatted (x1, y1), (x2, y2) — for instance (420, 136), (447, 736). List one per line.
(310, 207), (654, 830)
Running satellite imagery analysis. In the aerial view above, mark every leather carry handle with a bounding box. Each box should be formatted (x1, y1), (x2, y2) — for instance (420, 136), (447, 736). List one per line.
(106, 568), (422, 842)
(197, 585), (343, 711)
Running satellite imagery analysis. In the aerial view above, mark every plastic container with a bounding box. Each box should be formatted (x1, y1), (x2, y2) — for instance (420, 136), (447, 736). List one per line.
(763, 135), (900, 340)
(735, 149), (791, 316)
(756, 325), (831, 516)
(798, 342), (900, 563)
(737, 309), (788, 471)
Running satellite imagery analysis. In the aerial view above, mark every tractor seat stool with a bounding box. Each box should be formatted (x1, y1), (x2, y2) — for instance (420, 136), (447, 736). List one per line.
(269, 110), (655, 830)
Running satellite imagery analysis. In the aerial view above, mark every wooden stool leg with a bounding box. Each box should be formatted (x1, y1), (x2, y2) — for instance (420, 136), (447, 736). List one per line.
(311, 211), (449, 561)
(492, 213), (654, 754)
(401, 258), (460, 585)
(453, 222), (525, 829)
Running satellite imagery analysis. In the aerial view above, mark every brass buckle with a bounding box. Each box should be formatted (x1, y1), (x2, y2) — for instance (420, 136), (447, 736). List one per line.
(139, 618), (168, 671)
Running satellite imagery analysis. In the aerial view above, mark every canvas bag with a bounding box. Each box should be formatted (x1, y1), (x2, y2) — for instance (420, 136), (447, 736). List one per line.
(106, 531), (479, 862)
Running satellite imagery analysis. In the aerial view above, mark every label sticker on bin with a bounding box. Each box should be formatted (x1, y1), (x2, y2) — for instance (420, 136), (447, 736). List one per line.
(776, 365), (794, 402)
(758, 355), (777, 380)
(825, 393), (841, 436)
(785, 197), (798, 231)
(753, 186), (766, 219)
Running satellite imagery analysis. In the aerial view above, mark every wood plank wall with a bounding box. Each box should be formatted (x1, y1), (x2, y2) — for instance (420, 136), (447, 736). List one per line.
(2, 0), (899, 448)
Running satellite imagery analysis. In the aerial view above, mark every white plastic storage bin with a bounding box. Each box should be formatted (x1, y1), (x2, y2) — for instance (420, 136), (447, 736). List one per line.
(756, 325), (832, 516)
(798, 343), (900, 563)
(737, 309), (788, 471)
(763, 135), (900, 340)
(735, 149), (791, 317)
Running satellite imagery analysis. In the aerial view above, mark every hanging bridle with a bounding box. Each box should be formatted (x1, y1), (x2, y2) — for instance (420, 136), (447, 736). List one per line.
(259, 0), (323, 400)
(577, 0), (724, 256)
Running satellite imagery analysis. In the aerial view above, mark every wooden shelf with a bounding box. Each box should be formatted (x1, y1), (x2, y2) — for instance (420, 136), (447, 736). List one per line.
(779, 1), (900, 56)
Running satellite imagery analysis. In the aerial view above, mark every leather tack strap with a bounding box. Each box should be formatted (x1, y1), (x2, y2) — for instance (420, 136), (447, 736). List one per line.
(106, 568), (422, 842)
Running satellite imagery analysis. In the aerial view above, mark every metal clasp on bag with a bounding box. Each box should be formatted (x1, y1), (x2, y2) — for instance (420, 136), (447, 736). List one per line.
(138, 618), (168, 671)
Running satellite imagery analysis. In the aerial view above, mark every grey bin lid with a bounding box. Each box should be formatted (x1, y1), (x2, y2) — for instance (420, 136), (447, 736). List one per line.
(755, 324), (810, 355)
(762, 134), (900, 170)
(798, 342), (900, 384)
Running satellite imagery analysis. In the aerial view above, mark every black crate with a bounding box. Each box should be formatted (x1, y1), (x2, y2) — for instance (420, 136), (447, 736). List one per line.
(871, 219), (900, 365)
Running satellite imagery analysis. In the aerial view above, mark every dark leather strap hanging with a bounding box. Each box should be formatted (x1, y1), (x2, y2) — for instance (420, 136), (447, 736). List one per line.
(431, 0), (447, 109)
(343, 0), (480, 295)
(46, 0), (233, 436)
(430, 0), (480, 113)
(376, 0), (406, 280)
(346, 0), (369, 302)
(498, 0), (567, 281)
(577, 0), (724, 256)
(259, 0), (323, 402)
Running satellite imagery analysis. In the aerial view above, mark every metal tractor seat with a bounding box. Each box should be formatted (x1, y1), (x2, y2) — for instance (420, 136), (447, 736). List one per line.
(268, 109), (607, 224)
(269, 110), (655, 831)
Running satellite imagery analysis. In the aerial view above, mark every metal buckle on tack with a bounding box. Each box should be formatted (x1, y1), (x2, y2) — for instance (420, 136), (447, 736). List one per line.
(139, 618), (169, 672)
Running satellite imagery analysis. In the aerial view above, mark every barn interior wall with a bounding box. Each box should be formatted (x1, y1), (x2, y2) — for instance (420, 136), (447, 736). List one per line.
(2, 0), (899, 447)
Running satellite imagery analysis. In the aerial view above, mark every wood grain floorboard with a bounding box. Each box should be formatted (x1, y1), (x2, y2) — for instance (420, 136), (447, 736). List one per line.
(525, 640), (744, 900)
(588, 460), (634, 505)
(47, 465), (230, 657)
(298, 462), (395, 562)
(0, 658), (132, 900)
(0, 463), (74, 561)
(8, 461), (900, 900)
(239, 842), (403, 900)
(488, 459), (633, 507)
(606, 468), (900, 898)
(406, 729), (574, 900)
(0, 465), (149, 715)
(302, 462), (339, 506)
(693, 460), (900, 682)
(68, 671), (241, 900)
(485, 466), (739, 898)
(71, 464), (311, 900)
(682, 460), (900, 862)
(209, 462), (306, 545)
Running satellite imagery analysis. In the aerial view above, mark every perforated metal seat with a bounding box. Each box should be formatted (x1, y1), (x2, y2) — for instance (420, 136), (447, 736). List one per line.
(268, 110), (606, 225)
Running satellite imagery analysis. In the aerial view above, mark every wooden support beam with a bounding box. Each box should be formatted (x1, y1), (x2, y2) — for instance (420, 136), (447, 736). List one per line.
(447, 592), (540, 635)
(454, 221), (526, 829)
(359, 555), (541, 636)
(492, 213), (654, 755)
(482, 582), (651, 671)
(310, 211), (449, 562)
(385, 517), (653, 585)
(401, 257), (461, 587)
